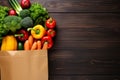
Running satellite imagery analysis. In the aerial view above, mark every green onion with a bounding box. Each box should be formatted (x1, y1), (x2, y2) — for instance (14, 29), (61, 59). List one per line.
(9, 0), (22, 14)
(9, 0), (19, 13)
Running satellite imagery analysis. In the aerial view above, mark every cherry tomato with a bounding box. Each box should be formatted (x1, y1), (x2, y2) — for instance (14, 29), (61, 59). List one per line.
(46, 18), (56, 29)
(47, 29), (56, 37)
(8, 9), (17, 16)
(21, 0), (31, 9)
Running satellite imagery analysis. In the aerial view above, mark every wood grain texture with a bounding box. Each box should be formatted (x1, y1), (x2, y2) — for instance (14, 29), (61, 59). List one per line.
(48, 49), (120, 75)
(49, 13), (120, 49)
(1, 0), (120, 12)
(49, 76), (120, 80)
(1, 0), (120, 80)
(45, 0), (120, 12)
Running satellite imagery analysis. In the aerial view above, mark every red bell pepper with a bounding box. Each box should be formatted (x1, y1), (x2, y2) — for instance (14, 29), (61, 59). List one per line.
(47, 29), (56, 37)
(46, 17), (56, 29)
(15, 29), (29, 41)
(41, 36), (53, 49)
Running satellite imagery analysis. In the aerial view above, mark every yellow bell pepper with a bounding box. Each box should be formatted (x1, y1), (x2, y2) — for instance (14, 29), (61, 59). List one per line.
(1, 35), (17, 51)
(31, 25), (46, 39)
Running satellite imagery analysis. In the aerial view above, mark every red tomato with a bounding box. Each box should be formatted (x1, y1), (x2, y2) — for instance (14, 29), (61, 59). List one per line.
(8, 9), (17, 16)
(21, 0), (31, 9)
(47, 29), (56, 37)
(46, 18), (56, 29)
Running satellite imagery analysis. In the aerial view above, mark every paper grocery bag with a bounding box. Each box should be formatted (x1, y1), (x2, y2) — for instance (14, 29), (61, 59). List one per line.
(0, 50), (48, 80)
(0, 70), (1, 80)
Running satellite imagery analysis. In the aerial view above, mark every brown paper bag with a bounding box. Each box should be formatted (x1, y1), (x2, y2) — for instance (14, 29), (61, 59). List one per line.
(0, 70), (1, 80)
(0, 50), (48, 80)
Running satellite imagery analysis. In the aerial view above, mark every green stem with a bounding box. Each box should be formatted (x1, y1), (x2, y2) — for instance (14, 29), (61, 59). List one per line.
(27, 28), (40, 34)
(27, 28), (36, 32)
(27, 28), (33, 31)
(14, 34), (24, 37)
(49, 17), (53, 23)
(36, 29), (40, 34)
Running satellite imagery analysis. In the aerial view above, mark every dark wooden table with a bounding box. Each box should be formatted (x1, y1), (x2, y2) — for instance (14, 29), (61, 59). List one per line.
(1, 0), (120, 80)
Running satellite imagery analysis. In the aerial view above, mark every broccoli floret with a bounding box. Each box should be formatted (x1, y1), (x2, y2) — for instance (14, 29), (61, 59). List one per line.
(20, 17), (33, 28)
(3, 16), (22, 33)
(19, 9), (30, 18)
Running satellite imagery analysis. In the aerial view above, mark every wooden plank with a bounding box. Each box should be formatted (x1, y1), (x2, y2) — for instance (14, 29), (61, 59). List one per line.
(48, 49), (120, 75)
(45, 0), (120, 12)
(0, 0), (10, 6)
(49, 75), (120, 80)
(53, 28), (120, 49)
(49, 13), (120, 49)
(1, 0), (120, 12)
(49, 13), (120, 29)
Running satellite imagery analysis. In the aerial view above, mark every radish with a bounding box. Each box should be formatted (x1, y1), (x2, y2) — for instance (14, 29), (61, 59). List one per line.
(8, 9), (17, 16)
(21, 0), (31, 9)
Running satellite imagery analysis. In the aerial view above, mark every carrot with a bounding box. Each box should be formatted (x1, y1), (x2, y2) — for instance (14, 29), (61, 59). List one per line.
(37, 40), (41, 50)
(28, 35), (34, 49)
(42, 42), (48, 50)
(31, 41), (37, 50)
(24, 40), (30, 50)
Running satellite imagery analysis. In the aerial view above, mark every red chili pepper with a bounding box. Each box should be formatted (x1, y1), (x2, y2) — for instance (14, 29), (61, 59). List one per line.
(41, 36), (53, 49)
(15, 29), (29, 41)
(46, 17), (56, 29)
(47, 29), (56, 37)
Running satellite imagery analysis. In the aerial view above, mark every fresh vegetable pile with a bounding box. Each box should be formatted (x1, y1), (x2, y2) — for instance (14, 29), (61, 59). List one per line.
(0, 0), (56, 51)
